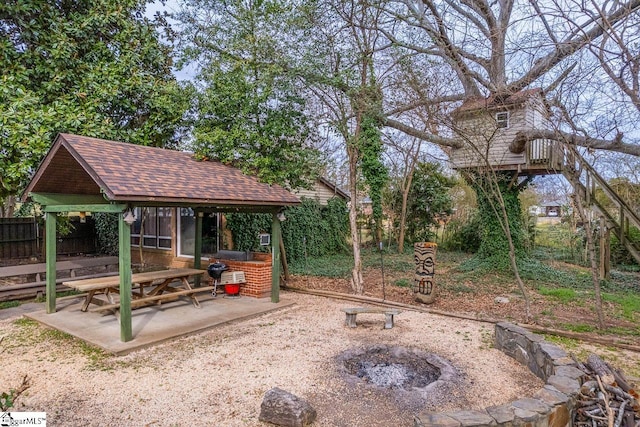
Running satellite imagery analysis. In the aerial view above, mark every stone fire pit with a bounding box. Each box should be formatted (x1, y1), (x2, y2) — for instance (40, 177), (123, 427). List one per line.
(337, 344), (461, 411)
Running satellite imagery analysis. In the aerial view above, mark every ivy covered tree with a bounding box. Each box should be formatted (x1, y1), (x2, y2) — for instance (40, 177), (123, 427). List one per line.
(177, 0), (322, 189)
(0, 0), (191, 215)
(469, 173), (530, 267)
(360, 108), (389, 244)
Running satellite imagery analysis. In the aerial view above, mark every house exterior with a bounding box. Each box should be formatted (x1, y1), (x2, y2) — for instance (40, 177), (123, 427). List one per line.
(529, 200), (568, 217)
(133, 177), (349, 269)
(292, 177), (349, 206)
(450, 88), (561, 174)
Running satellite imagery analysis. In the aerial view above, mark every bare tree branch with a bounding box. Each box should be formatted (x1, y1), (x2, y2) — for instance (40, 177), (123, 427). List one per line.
(384, 117), (462, 148)
(510, 129), (640, 157)
(507, 0), (640, 94)
(383, 94), (465, 116)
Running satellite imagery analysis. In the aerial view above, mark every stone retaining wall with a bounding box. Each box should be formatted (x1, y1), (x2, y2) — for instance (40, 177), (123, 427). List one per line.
(414, 322), (583, 427)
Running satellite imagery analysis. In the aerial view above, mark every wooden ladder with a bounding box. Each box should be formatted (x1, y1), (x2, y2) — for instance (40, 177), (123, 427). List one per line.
(561, 145), (640, 266)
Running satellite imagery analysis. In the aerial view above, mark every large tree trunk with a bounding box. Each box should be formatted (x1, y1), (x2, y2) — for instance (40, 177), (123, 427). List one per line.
(469, 172), (531, 321)
(398, 189), (409, 253)
(348, 145), (364, 294)
(572, 193), (606, 329)
(2, 195), (16, 217)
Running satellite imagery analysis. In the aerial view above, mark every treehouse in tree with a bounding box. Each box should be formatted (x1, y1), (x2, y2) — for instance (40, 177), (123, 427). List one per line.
(447, 88), (640, 266)
(449, 88), (563, 175)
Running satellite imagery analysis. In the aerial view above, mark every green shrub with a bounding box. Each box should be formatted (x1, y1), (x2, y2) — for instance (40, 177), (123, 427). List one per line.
(538, 287), (577, 303)
(440, 213), (482, 253)
(610, 226), (640, 267)
(94, 213), (119, 255)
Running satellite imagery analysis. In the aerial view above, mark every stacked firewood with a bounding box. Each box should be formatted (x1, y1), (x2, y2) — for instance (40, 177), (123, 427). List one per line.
(574, 354), (639, 427)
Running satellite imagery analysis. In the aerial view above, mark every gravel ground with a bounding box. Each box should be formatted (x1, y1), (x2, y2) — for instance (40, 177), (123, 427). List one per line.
(1, 292), (542, 426)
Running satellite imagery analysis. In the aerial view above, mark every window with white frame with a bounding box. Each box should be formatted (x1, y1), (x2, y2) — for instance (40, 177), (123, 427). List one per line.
(496, 111), (509, 129)
(131, 207), (172, 250)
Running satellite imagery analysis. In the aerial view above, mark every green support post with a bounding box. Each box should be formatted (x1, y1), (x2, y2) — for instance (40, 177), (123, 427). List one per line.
(119, 211), (133, 342)
(45, 211), (57, 314)
(271, 213), (282, 303)
(194, 210), (204, 287)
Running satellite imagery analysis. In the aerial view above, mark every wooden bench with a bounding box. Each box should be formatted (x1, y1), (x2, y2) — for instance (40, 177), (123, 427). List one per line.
(63, 268), (207, 316)
(0, 256), (119, 301)
(341, 307), (402, 329)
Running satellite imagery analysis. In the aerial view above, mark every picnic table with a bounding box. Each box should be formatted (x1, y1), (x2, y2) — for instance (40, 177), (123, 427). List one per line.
(63, 268), (208, 316)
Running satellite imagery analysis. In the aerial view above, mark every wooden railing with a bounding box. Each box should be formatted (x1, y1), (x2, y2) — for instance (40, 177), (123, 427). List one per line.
(561, 145), (640, 265)
(525, 139), (565, 171)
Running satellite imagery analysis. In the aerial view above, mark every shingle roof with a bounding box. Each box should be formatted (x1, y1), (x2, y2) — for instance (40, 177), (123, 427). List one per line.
(23, 134), (300, 209)
(453, 88), (543, 115)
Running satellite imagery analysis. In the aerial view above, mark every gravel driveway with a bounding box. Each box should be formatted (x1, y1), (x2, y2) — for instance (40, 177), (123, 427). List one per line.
(0, 292), (541, 426)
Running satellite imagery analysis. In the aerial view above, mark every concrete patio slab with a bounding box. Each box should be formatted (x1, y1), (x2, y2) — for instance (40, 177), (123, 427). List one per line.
(26, 294), (294, 355)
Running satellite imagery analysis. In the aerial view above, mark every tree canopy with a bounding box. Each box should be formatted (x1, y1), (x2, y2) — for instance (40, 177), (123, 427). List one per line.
(0, 0), (191, 211)
(177, 0), (323, 189)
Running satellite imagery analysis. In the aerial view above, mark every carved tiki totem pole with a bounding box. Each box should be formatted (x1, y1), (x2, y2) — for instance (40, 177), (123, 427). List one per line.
(414, 242), (437, 304)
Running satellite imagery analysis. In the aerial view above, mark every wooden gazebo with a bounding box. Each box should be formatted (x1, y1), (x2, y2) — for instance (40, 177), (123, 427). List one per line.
(21, 134), (300, 342)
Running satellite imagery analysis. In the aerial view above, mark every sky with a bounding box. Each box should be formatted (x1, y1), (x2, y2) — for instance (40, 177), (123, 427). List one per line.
(145, 0), (198, 81)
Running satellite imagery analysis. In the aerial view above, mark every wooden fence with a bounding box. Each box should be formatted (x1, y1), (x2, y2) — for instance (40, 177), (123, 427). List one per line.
(0, 217), (97, 260)
(0, 218), (38, 259)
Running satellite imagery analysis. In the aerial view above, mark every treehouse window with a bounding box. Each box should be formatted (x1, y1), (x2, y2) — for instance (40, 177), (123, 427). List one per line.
(496, 111), (509, 129)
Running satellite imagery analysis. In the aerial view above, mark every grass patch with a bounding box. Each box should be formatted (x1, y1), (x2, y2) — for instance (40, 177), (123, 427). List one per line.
(0, 300), (20, 310)
(561, 323), (596, 333)
(393, 278), (412, 288)
(289, 248), (415, 277)
(444, 283), (475, 294)
(544, 334), (580, 350)
(602, 292), (640, 321)
(538, 287), (578, 304)
(9, 318), (109, 370)
(604, 325), (640, 337)
(289, 253), (354, 277)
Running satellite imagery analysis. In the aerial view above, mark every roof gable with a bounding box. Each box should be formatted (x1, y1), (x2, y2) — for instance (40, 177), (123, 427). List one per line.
(452, 88), (544, 116)
(23, 134), (300, 208)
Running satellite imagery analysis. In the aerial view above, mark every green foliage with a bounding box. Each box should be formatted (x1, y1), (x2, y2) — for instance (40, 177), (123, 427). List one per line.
(0, 0), (191, 203)
(538, 287), (578, 304)
(281, 198), (349, 262)
(322, 198), (351, 254)
(394, 278), (412, 288)
(561, 323), (596, 333)
(469, 172), (530, 269)
(55, 215), (75, 237)
(0, 300), (20, 310)
(178, 0), (322, 189)
(191, 66), (322, 189)
(1, 390), (17, 411)
(602, 292), (640, 320)
(225, 213), (272, 252)
(610, 226), (640, 267)
(359, 111), (388, 237)
(226, 198), (349, 262)
(392, 162), (455, 244)
(533, 223), (586, 265)
(440, 213), (482, 252)
(94, 213), (119, 255)
(289, 253), (355, 277)
(0, 354), (29, 411)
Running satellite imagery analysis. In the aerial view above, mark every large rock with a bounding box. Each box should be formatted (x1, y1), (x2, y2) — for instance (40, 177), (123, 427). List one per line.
(259, 387), (317, 427)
